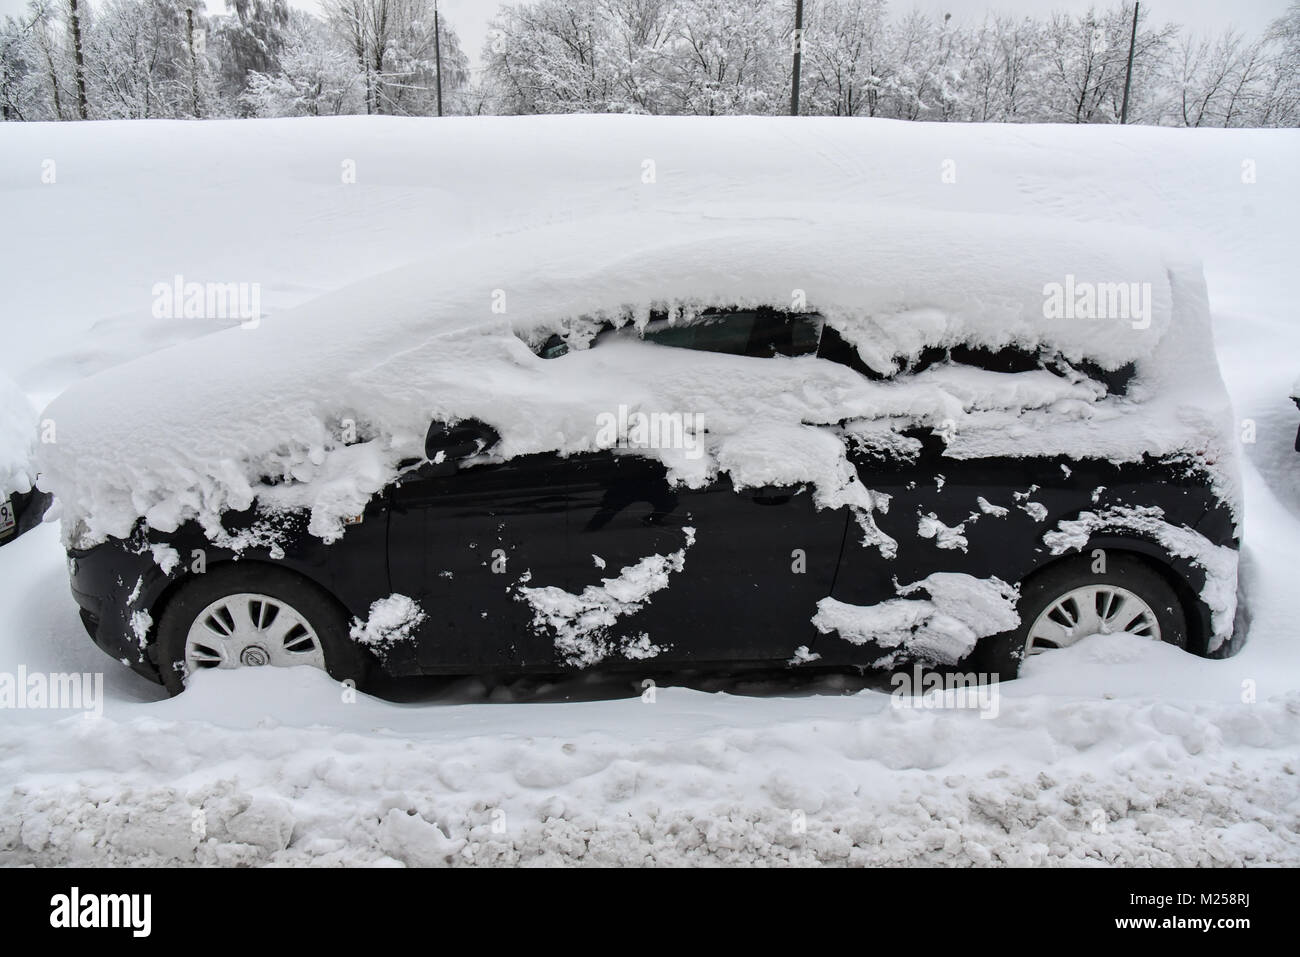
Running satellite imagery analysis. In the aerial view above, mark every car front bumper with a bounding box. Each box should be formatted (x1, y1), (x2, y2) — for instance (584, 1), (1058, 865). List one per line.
(68, 537), (170, 683)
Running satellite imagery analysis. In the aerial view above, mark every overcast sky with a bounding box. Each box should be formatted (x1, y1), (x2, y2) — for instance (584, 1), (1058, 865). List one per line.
(3, 0), (1292, 72)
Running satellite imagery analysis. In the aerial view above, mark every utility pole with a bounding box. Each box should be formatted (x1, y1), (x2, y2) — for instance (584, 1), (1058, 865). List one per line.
(790, 0), (804, 116)
(434, 0), (444, 117)
(1120, 1), (1139, 124)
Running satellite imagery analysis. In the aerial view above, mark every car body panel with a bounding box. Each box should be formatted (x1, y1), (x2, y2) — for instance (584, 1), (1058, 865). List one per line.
(560, 451), (849, 665)
(70, 439), (1236, 683)
(827, 442), (1229, 661)
(389, 452), (571, 672)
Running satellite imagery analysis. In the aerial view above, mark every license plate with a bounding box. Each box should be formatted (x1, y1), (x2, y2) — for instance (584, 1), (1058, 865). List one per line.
(0, 497), (14, 536)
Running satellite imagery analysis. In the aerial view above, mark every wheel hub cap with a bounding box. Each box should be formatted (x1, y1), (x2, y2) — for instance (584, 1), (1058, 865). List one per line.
(183, 592), (326, 680)
(1026, 583), (1160, 656)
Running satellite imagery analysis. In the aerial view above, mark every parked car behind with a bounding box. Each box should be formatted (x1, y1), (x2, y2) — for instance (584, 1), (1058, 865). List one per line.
(1292, 377), (1300, 452)
(0, 486), (52, 547)
(1, 374), (51, 548)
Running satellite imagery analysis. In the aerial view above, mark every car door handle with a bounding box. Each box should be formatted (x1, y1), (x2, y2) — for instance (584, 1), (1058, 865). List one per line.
(752, 485), (800, 505)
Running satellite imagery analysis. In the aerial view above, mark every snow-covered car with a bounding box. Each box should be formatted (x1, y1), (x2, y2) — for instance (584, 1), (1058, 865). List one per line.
(43, 207), (1242, 693)
(0, 486), (52, 547)
(1292, 377), (1300, 452)
(1, 374), (52, 548)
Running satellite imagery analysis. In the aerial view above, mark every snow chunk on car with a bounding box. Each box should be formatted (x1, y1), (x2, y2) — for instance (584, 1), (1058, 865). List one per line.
(350, 595), (427, 653)
(813, 573), (1020, 667)
(518, 528), (694, 667)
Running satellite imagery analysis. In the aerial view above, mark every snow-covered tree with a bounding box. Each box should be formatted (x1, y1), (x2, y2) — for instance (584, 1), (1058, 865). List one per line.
(881, 10), (953, 120)
(0, 0), (93, 120)
(83, 0), (219, 118)
(1170, 29), (1271, 128)
(1258, 0), (1300, 126)
(956, 15), (1045, 122)
(599, 0), (678, 113)
(323, 0), (467, 115)
(486, 0), (782, 116)
(210, 0), (290, 111)
(4, 0), (1299, 125)
(665, 0), (784, 115)
(242, 11), (359, 116)
(0, 12), (44, 120)
(27, 0), (72, 119)
(486, 0), (617, 114)
(382, 1), (470, 115)
(1039, 3), (1176, 124)
(800, 0), (891, 116)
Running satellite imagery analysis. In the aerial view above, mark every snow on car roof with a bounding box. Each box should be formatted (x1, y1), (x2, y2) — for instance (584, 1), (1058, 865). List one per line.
(37, 200), (1231, 548)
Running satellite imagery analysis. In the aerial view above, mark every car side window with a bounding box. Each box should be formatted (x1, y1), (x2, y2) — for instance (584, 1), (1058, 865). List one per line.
(748, 311), (822, 358)
(552, 309), (825, 359)
(643, 312), (757, 355)
(643, 309), (823, 358)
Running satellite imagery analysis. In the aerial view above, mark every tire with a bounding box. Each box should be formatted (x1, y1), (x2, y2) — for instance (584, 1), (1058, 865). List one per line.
(969, 554), (1188, 681)
(155, 563), (370, 696)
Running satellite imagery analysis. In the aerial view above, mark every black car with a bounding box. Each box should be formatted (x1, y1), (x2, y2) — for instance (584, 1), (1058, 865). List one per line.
(1292, 380), (1300, 452)
(66, 309), (1240, 694)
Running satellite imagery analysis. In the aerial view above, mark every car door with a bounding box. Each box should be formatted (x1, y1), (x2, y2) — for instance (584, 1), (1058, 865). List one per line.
(562, 449), (848, 666)
(389, 310), (852, 673)
(552, 310), (850, 666)
(388, 452), (573, 671)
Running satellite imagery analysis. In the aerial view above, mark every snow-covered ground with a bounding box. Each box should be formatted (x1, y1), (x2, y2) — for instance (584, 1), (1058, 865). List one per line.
(1, 116), (1297, 865)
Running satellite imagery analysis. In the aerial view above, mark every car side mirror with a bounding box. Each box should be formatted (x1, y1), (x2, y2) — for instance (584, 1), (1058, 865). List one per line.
(425, 419), (501, 468)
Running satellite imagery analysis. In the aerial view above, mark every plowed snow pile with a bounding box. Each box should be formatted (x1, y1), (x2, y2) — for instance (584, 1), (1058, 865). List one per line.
(1, 116), (1297, 866)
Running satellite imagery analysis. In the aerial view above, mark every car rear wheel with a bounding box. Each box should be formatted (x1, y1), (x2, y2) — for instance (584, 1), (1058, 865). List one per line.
(155, 564), (369, 695)
(969, 555), (1188, 680)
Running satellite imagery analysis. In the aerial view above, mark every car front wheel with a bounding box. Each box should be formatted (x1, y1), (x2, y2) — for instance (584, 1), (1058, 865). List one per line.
(155, 564), (369, 695)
